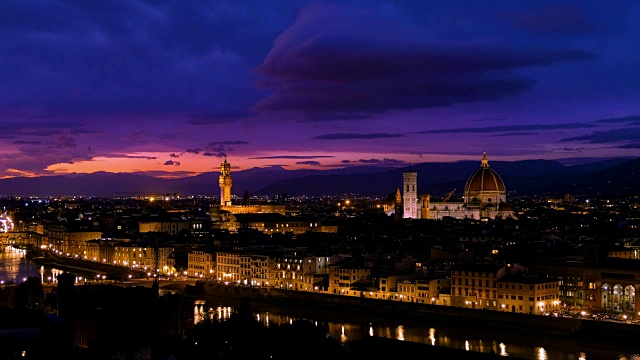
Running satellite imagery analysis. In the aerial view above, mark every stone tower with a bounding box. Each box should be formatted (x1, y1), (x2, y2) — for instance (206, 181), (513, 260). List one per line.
(420, 194), (430, 219)
(394, 186), (403, 221)
(219, 158), (232, 206)
(403, 171), (417, 219)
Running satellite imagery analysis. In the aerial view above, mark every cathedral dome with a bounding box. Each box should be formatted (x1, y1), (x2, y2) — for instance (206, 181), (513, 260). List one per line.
(464, 153), (506, 205)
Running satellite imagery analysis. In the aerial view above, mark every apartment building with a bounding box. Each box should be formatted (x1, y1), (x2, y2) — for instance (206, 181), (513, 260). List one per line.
(497, 274), (561, 314)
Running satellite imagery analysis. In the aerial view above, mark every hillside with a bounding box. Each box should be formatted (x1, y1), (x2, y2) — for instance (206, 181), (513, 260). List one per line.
(0, 157), (637, 197)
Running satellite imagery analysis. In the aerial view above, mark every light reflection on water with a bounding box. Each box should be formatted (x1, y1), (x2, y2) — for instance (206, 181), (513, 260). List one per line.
(193, 300), (640, 360)
(0, 246), (40, 283)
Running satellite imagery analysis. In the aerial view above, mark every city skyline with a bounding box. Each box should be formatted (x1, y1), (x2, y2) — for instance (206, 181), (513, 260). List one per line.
(1, 1), (640, 179)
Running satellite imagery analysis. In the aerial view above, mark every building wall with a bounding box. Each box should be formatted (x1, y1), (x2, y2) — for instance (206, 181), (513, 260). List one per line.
(450, 267), (507, 309)
(403, 172), (417, 219)
(188, 250), (216, 278)
(216, 252), (242, 283)
(498, 280), (561, 314)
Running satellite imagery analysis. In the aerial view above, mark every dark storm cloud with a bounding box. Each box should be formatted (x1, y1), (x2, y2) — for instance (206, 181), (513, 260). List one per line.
(311, 133), (404, 140)
(561, 128), (640, 144)
(0, 1), (299, 118)
(253, 2), (596, 119)
(248, 155), (335, 160)
(163, 160), (180, 166)
(415, 123), (596, 134)
(499, 3), (595, 34)
(296, 160), (321, 166)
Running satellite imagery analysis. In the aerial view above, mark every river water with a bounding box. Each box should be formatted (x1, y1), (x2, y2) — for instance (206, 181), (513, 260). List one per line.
(193, 299), (640, 360)
(0, 245), (93, 284)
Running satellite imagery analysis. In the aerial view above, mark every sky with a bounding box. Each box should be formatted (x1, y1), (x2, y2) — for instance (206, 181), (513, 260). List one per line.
(1, 0), (640, 179)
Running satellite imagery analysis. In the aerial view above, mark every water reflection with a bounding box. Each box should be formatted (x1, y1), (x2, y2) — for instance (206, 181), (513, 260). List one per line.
(537, 347), (548, 360)
(396, 325), (404, 341)
(500, 342), (508, 356)
(192, 300), (640, 360)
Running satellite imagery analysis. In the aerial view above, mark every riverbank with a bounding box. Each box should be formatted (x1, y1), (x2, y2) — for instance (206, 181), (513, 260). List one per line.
(189, 281), (640, 349)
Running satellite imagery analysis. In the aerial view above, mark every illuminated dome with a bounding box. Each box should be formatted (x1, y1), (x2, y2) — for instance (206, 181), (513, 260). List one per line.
(464, 152), (507, 207)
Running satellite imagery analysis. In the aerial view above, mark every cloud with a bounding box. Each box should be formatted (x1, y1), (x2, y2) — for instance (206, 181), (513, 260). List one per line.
(253, 2), (596, 119)
(54, 136), (77, 149)
(561, 128), (640, 144)
(70, 128), (102, 134)
(12, 140), (42, 145)
(163, 160), (181, 166)
(124, 155), (157, 160)
(473, 116), (511, 122)
(169, 153), (180, 158)
(203, 152), (227, 158)
(0, 1), (291, 118)
(352, 158), (406, 165)
(296, 160), (321, 166)
(415, 123), (596, 134)
(248, 155), (335, 160)
(185, 148), (201, 154)
(311, 133), (404, 140)
(127, 131), (145, 140)
(487, 132), (539, 137)
(203, 141), (248, 156)
(186, 111), (257, 125)
(129, 170), (199, 178)
(207, 141), (250, 146)
(594, 115), (640, 125)
(500, 3), (595, 34)
(614, 143), (640, 149)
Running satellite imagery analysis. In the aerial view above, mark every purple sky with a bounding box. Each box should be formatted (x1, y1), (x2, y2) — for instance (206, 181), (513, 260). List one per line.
(1, 0), (639, 178)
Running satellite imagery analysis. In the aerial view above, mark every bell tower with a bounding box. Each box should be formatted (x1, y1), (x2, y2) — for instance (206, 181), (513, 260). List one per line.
(219, 158), (232, 206)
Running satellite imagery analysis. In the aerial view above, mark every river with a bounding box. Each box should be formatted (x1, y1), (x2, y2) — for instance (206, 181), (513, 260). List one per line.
(192, 298), (640, 360)
(0, 245), (93, 284)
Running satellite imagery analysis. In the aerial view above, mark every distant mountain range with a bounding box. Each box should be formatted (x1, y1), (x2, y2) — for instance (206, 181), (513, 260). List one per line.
(0, 157), (637, 198)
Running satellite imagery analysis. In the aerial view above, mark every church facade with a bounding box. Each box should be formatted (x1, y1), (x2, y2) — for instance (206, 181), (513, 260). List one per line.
(395, 153), (514, 220)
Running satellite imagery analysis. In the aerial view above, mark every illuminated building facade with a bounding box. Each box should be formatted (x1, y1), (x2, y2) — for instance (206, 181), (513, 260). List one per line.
(328, 260), (372, 295)
(188, 250), (216, 278)
(216, 251), (242, 283)
(403, 171), (418, 219)
(450, 263), (527, 310)
(393, 153), (514, 220)
(211, 159), (287, 224)
(497, 274), (561, 314)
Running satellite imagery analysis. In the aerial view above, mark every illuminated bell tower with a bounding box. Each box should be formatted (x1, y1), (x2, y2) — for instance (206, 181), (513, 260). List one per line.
(219, 158), (232, 206)
(403, 171), (417, 219)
